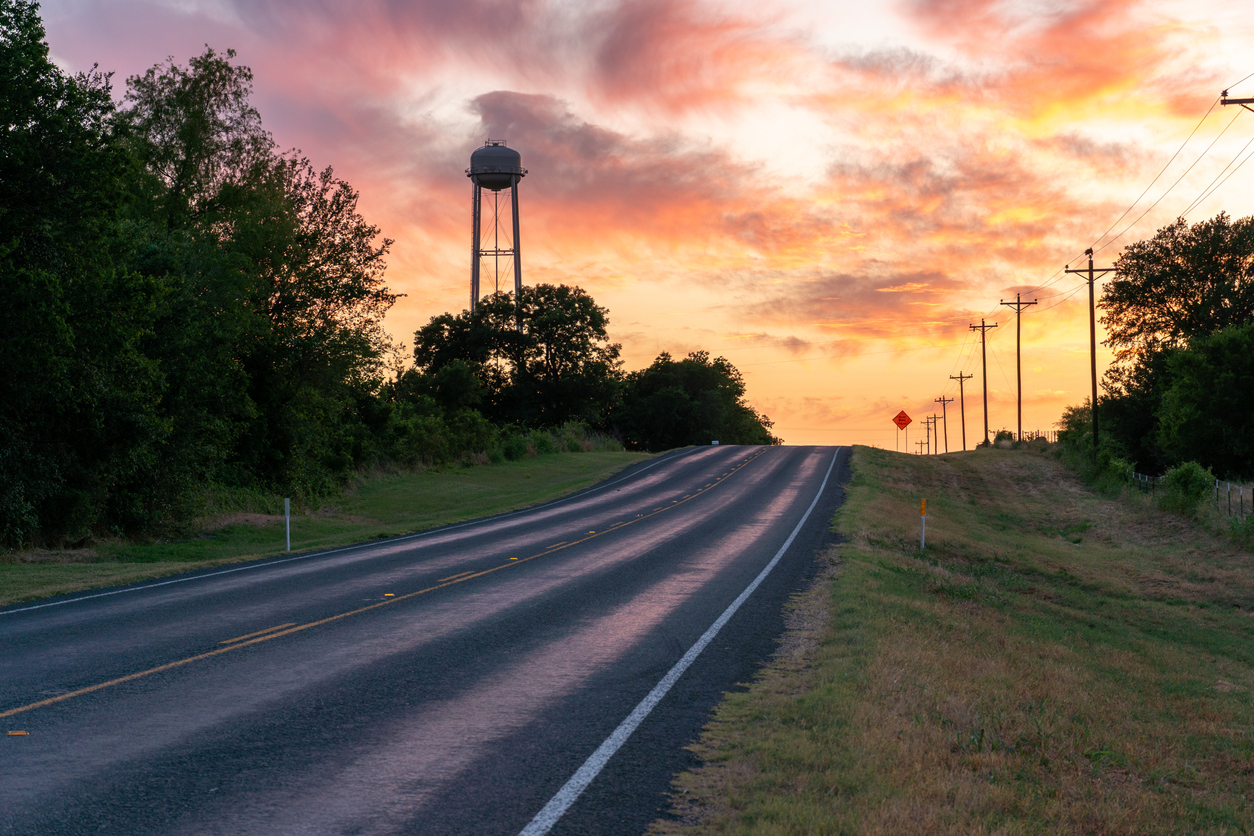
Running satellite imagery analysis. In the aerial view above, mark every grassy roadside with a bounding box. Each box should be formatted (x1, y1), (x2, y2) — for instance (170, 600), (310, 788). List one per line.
(652, 446), (1254, 834)
(0, 451), (651, 607)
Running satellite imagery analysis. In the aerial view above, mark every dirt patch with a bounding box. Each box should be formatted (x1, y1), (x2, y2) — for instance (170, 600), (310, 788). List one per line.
(2, 547), (102, 564)
(200, 513), (285, 531)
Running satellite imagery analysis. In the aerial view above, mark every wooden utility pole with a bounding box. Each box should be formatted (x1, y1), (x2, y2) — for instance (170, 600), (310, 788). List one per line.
(935, 396), (954, 453)
(969, 319), (998, 445)
(1000, 293), (1037, 441)
(923, 416), (933, 455)
(916, 439), (927, 455)
(949, 372), (972, 451)
(1065, 250), (1114, 451)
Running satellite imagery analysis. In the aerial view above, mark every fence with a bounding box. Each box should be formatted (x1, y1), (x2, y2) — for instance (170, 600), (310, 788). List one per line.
(1129, 469), (1252, 518)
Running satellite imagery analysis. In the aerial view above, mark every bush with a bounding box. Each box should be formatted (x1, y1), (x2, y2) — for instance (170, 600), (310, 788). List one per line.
(501, 435), (530, 461)
(1157, 461), (1213, 517)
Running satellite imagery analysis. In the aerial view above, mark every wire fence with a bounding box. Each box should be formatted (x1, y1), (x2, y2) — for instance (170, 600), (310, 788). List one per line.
(1129, 469), (1253, 519)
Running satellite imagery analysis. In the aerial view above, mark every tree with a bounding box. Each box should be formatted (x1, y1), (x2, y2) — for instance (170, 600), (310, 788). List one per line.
(117, 47), (398, 492)
(117, 46), (271, 231)
(1092, 212), (1254, 473)
(410, 284), (621, 427)
(0, 0), (177, 544)
(615, 352), (780, 451)
(1100, 213), (1254, 362)
(1156, 322), (1254, 477)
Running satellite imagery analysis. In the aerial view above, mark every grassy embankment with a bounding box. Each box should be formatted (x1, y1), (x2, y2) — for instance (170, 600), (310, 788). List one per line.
(654, 446), (1254, 834)
(0, 452), (650, 607)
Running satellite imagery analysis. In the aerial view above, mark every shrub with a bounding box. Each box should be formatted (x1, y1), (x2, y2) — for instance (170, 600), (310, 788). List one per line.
(1157, 461), (1213, 517)
(501, 435), (530, 461)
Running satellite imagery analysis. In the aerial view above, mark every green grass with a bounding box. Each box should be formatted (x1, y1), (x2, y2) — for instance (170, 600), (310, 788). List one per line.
(0, 451), (651, 607)
(652, 446), (1254, 835)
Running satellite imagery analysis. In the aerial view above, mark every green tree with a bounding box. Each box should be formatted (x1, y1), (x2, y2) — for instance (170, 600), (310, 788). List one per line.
(1094, 212), (1254, 473)
(116, 46), (271, 231)
(118, 47), (397, 493)
(1101, 213), (1254, 361)
(615, 351), (780, 451)
(1156, 322), (1254, 477)
(0, 0), (177, 544)
(411, 284), (621, 428)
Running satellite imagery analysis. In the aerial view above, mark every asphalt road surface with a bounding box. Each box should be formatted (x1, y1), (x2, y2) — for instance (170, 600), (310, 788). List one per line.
(1, 444), (848, 836)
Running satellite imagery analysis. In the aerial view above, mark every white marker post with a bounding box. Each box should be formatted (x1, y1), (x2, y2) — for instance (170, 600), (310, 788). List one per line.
(920, 497), (926, 552)
(285, 498), (291, 552)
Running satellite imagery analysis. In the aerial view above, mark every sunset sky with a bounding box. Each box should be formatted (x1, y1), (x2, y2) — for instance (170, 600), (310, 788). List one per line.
(39, 0), (1254, 448)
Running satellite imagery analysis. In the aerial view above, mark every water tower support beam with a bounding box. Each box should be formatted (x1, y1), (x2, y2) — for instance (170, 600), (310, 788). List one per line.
(511, 181), (522, 329)
(470, 183), (482, 313)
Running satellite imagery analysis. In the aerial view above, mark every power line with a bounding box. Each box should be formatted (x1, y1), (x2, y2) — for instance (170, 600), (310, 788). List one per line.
(1181, 130), (1254, 217)
(1090, 97), (1221, 253)
(1094, 106), (1245, 255)
(1227, 69), (1254, 91)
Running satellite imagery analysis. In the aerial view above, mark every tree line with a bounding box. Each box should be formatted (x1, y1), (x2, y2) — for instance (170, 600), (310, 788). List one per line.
(0, 1), (777, 548)
(1059, 211), (1254, 479)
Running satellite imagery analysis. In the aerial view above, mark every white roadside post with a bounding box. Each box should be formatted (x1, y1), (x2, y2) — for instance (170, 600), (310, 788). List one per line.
(920, 498), (926, 552)
(285, 498), (291, 552)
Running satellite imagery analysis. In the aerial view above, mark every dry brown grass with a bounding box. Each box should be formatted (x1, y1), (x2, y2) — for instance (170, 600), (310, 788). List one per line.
(650, 446), (1254, 835)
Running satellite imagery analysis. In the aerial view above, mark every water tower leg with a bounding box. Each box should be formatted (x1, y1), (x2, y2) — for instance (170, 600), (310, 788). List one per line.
(511, 181), (522, 330)
(470, 184), (481, 313)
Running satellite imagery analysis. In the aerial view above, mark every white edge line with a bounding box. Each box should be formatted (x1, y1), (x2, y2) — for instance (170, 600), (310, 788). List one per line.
(517, 447), (842, 836)
(0, 447), (708, 617)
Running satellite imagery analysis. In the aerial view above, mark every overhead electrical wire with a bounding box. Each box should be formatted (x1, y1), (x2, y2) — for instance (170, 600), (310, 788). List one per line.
(1094, 106), (1244, 255)
(1089, 97), (1221, 253)
(1180, 130), (1254, 217)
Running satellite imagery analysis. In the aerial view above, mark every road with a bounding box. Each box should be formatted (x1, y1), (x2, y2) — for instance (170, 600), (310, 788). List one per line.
(0, 444), (847, 836)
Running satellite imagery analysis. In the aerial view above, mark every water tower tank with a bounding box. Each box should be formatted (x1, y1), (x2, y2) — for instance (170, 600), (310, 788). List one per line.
(467, 141), (526, 191)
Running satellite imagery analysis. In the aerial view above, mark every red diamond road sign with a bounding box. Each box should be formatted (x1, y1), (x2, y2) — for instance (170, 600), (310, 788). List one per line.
(893, 411), (912, 430)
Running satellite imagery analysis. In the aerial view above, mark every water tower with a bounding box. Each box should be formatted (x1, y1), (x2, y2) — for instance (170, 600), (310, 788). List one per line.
(467, 140), (526, 314)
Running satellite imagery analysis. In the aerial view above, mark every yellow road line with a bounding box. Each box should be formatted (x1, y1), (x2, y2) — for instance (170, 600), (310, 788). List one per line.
(219, 623), (296, 645)
(438, 571), (476, 582)
(1, 449), (770, 720)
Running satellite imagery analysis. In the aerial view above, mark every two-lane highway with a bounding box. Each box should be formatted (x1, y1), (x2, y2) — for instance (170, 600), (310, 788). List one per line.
(1, 445), (847, 835)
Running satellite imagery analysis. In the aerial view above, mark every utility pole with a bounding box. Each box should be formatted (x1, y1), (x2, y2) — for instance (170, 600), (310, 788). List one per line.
(935, 396), (954, 453)
(1065, 250), (1114, 451)
(969, 319), (998, 446)
(949, 372), (972, 451)
(1000, 293), (1037, 441)
(931, 414), (942, 454)
(916, 439), (926, 455)
(923, 416), (932, 455)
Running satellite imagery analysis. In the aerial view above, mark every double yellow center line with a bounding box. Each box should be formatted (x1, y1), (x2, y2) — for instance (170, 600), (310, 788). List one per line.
(1, 451), (766, 720)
